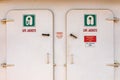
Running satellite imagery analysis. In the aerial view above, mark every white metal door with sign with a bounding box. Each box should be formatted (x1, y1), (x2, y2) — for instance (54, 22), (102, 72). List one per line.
(5, 10), (54, 80)
(67, 10), (114, 80)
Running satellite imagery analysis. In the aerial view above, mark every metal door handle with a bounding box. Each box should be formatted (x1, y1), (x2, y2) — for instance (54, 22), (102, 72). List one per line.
(107, 62), (120, 68)
(46, 53), (50, 64)
(42, 33), (50, 36)
(70, 34), (77, 39)
(1, 63), (15, 68)
(70, 54), (74, 64)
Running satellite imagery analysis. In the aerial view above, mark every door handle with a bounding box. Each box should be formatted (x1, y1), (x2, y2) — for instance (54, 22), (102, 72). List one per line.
(46, 53), (50, 64)
(42, 33), (50, 36)
(70, 34), (77, 39)
(1, 63), (15, 68)
(70, 54), (74, 64)
(107, 62), (120, 68)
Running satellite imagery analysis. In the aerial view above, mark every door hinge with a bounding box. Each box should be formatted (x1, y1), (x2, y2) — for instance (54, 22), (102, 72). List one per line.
(107, 62), (120, 68)
(1, 19), (14, 24)
(1, 63), (15, 68)
(106, 17), (119, 23)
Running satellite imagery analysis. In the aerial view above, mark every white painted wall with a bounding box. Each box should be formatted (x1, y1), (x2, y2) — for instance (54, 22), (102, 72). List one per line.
(0, 1), (119, 80)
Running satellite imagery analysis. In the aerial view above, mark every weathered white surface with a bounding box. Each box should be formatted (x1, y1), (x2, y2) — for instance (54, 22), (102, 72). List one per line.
(0, 1), (119, 80)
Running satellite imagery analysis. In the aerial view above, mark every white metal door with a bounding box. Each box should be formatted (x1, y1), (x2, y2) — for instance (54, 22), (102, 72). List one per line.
(6, 10), (54, 80)
(67, 10), (114, 80)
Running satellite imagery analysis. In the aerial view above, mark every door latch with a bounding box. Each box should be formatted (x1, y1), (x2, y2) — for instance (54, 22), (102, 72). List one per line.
(1, 63), (15, 68)
(107, 62), (120, 68)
